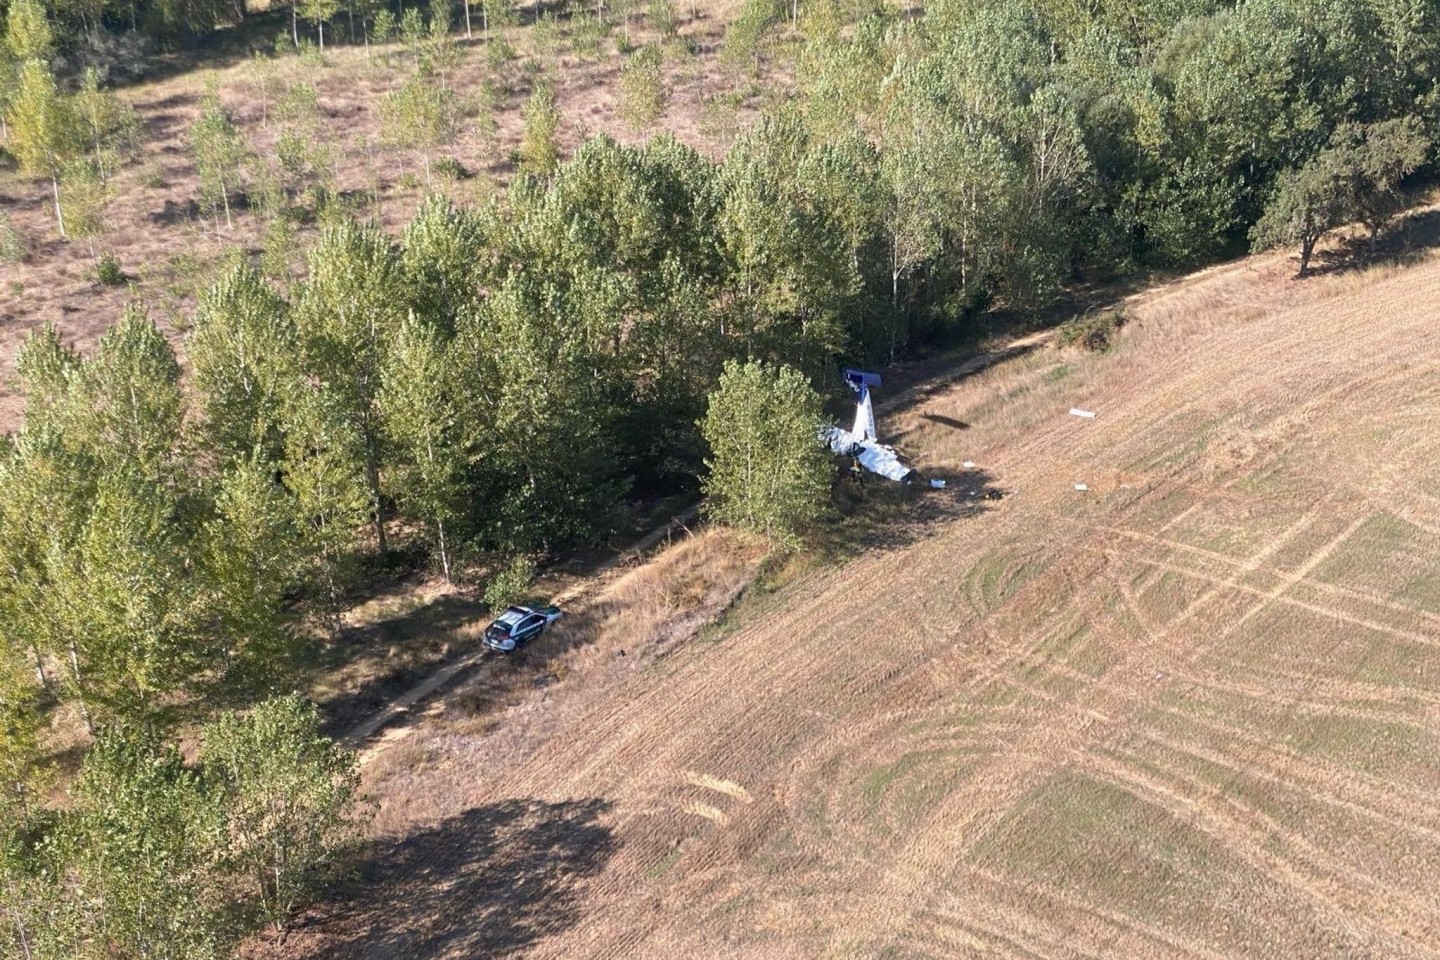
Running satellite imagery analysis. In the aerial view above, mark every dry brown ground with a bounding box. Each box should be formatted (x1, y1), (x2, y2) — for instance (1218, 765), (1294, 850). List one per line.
(0, 0), (764, 429)
(262, 236), (1440, 959)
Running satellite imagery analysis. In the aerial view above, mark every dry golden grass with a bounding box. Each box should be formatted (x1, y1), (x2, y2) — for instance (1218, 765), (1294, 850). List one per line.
(359, 527), (769, 837)
(274, 233), (1440, 960)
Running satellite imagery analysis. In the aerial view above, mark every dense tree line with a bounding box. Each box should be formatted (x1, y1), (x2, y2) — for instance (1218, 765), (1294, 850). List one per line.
(2, 696), (358, 960)
(790, 0), (1437, 339)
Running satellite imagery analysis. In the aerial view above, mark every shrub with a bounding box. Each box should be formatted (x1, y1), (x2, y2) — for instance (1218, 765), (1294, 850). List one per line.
(1056, 309), (1125, 352)
(618, 45), (666, 130)
(0, 212), (23, 264)
(484, 555), (536, 611)
(432, 155), (468, 180)
(95, 251), (125, 285)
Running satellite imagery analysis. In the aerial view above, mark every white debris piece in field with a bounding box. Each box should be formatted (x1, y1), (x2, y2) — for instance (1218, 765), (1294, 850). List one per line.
(1074, 483), (1089, 491)
(1069, 408), (1097, 419)
(930, 479), (947, 489)
(962, 460), (976, 469)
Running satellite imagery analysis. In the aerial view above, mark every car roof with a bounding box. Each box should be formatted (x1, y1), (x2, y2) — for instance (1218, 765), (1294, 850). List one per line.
(495, 607), (533, 626)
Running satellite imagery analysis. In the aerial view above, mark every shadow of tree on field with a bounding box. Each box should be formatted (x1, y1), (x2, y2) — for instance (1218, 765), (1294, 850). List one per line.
(1308, 207), (1440, 277)
(817, 466), (1008, 563)
(278, 797), (616, 960)
(921, 412), (970, 430)
(315, 591), (490, 738)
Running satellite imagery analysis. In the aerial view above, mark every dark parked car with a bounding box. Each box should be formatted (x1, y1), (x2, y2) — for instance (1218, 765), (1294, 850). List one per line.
(483, 605), (562, 652)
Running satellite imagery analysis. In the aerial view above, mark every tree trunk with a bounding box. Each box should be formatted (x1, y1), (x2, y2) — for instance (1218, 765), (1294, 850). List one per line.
(436, 516), (451, 581)
(319, 21), (325, 49)
(30, 644), (49, 693)
(51, 176), (66, 238)
(292, 1), (300, 46)
(464, 0), (472, 37)
(221, 176), (233, 229)
(365, 448), (388, 556)
(348, 4), (356, 40)
(1299, 237), (1315, 277)
(9, 906), (32, 960)
(67, 639), (93, 735)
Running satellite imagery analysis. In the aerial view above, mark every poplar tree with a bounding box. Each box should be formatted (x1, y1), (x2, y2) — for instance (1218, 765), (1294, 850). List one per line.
(202, 456), (305, 694)
(299, 0), (339, 49)
(3, 0), (52, 62)
(201, 695), (359, 932)
(379, 314), (466, 579)
(700, 359), (830, 547)
(7, 60), (79, 237)
(71, 306), (183, 483)
(65, 729), (228, 960)
(617, 44), (666, 130)
(60, 159), (108, 262)
(190, 83), (249, 232)
(518, 81), (561, 178)
(379, 68), (459, 184)
(400, 192), (486, 328)
(293, 222), (405, 556)
(188, 264), (297, 466)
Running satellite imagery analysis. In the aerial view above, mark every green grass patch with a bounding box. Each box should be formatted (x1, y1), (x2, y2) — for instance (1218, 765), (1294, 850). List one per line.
(964, 544), (1044, 614)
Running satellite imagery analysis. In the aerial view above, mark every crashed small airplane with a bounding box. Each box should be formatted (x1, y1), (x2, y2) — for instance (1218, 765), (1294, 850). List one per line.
(824, 369), (913, 482)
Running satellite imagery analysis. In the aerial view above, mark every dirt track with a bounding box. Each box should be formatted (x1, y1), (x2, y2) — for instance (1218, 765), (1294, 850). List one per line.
(278, 246), (1440, 959)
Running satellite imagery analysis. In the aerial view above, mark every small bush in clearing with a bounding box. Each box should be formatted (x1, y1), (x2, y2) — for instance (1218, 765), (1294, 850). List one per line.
(1056, 309), (1125, 352)
(0, 212), (23, 264)
(96, 251), (125, 286)
(433, 155), (467, 180)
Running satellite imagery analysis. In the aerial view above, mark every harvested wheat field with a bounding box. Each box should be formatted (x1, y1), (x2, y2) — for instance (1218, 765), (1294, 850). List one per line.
(275, 242), (1440, 960)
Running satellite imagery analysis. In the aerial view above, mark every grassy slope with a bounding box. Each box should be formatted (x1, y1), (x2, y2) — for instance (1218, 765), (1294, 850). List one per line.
(275, 235), (1440, 959)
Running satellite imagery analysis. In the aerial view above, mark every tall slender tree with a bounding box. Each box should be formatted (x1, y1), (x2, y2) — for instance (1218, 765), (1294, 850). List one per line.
(7, 60), (78, 237)
(293, 223), (406, 556)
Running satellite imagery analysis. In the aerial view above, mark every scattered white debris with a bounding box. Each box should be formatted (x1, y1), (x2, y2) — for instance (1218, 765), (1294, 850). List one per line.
(1069, 408), (1097, 419)
(1074, 483), (1089, 491)
(962, 460), (977, 469)
(930, 478), (947, 489)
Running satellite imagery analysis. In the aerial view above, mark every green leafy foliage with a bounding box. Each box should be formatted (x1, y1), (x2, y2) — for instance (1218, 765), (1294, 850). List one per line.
(700, 359), (831, 547)
(201, 695), (360, 930)
(518, 81), (561, 178)
(618, 44), (666, 130)
(95, 250), (124, 285)
(1251, 118), (1430, 275)
(1055, 309), (1125, 352)
(1, 701), (360, 957)
(189, 82), (249, 231)
(65, 729), (229, 960)
(483, 555), (536, 611)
